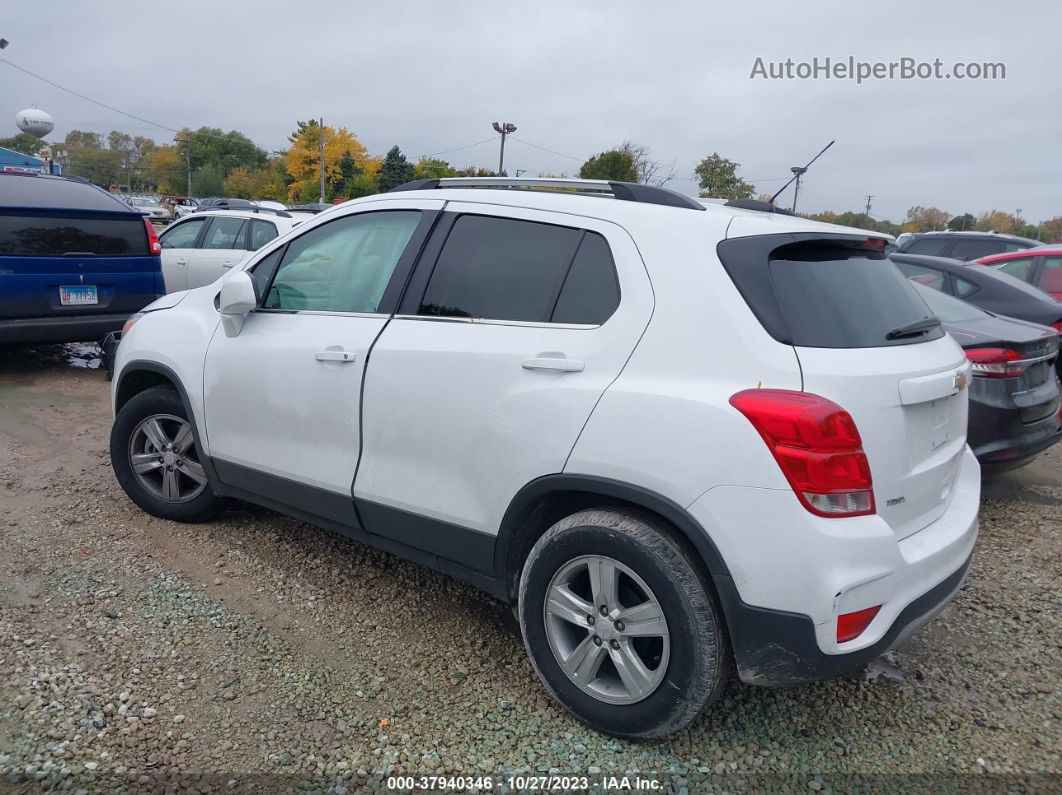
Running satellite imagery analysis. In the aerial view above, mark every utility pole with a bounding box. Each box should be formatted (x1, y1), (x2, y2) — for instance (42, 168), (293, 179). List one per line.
(492, 122), (517, 176)
(864, 194), (874, 218)
(790, 167), (807, 213)
(186, 148), (192, 198)
(319, 117), (326, 204)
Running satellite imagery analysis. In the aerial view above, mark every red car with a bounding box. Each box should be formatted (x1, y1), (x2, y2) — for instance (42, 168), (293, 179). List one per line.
(977, 246), (1062, 300)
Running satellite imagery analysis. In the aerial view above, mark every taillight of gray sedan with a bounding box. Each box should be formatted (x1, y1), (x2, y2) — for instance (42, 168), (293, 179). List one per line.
(913, 283), (1061, 473)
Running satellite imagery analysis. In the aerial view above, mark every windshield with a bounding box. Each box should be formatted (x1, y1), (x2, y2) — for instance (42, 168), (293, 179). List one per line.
(129, 198), (157, 207)
(911, 282), (989, 322)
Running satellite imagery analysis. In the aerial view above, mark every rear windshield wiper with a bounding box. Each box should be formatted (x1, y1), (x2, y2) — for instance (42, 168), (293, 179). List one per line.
(886, 316), (941, 340)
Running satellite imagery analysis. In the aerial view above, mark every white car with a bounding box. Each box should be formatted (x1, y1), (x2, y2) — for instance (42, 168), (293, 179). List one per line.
(109, 178), (979, 739)
(156, 209), (303, 292)
(125, 195), (170, 220)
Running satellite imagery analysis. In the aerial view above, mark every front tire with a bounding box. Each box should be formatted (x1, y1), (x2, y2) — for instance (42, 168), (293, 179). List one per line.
(518, 509), (731, 739)
(110, 385), (227, 522)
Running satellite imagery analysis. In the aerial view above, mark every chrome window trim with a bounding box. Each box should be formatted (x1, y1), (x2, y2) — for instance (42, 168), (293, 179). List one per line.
(391, 314), (598, 330)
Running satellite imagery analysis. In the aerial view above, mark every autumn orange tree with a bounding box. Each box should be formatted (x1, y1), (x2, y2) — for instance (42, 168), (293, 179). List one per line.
(285, 120), (373, 202)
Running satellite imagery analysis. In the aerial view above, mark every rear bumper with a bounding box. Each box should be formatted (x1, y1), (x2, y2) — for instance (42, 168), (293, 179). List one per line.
(0, 313), (130, 344)
(715, 551), (972, 685)
(690, 446), (980, 685)
(970, 401), (1062, 474)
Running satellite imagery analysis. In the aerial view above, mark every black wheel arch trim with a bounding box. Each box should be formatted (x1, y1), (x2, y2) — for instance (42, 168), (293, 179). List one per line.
(495, 474), (735, 588)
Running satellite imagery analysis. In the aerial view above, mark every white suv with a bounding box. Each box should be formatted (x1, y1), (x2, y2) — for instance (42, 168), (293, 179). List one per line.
(109, 178), (980, 739)
(157, 208), (303, 292)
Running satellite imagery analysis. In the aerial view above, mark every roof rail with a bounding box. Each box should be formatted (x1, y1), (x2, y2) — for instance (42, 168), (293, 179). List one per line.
(389, 177), (706, 211)
(208, 200), (291, 218)
(724, 198), (795, 216)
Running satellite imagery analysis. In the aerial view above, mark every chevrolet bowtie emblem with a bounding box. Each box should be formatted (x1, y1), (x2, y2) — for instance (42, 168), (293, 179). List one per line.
(953, 371), (968, 390)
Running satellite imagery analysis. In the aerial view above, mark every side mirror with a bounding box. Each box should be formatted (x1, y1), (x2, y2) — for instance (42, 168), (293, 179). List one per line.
(217, 270), (257, 336)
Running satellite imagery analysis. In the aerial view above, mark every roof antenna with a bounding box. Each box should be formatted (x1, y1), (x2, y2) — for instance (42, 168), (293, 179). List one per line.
(770, 140), (835, 210)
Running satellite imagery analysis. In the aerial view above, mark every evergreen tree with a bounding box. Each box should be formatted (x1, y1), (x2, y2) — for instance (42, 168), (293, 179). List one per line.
(376, 146), (415, 192)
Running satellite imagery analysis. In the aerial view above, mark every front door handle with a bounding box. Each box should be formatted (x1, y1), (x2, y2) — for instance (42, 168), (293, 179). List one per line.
(315, 350), (356, 363)
(222, 261), (234, 269)
(522, 356), (584, 373)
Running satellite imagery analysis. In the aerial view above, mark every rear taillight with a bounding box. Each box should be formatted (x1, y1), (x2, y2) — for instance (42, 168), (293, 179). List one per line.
(1052, 320), (1062, 335)
(965, 347), (1027, 378)
(144, 218), (162, 255)
(837, 605), (881, 643)
(729, 389), (875, 518)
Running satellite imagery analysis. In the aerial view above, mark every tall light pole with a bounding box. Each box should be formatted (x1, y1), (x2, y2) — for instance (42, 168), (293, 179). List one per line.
(319, 117), (326, 204)
(864, 194), (874, 218)
(492, 122), (516, 176)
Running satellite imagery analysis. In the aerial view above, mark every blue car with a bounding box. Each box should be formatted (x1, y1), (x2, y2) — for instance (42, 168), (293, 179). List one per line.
(0, 172), (164, 344)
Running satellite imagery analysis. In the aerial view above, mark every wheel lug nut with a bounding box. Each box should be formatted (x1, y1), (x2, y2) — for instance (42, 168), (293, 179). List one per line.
(615, 620), (625, 631)
(592, 636), (602, 646)
(609, 639), (620, 650)
(599, 605), (608, 616)
(586, 615), (595, 626)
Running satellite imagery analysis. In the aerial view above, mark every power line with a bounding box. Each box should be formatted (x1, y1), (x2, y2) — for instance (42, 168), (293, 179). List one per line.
(508, 136), (583, 161)
(418, 137), (497, 159)
(0, 57), (179, 134)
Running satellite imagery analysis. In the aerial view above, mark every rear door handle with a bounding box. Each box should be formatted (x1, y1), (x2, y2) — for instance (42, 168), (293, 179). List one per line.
(315, 350), (356, 363)
(222, 261), (234, 269)
(176, 258), (188, 266)
(522, 357), (584, 372)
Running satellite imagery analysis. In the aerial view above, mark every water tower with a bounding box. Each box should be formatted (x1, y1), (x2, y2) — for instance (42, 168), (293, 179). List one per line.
(16, 108), (54, 138)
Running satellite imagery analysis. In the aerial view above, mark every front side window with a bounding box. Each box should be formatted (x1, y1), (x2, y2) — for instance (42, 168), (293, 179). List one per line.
(160, 218), (205, 249)
(419, 215), (582, 322)
(265, 210), (420, 313)
(995, 257), (1034, 282)
(202, 217), (247, 250)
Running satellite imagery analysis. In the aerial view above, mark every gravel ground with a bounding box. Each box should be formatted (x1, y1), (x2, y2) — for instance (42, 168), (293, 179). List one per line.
(0, 345), (1059, 793)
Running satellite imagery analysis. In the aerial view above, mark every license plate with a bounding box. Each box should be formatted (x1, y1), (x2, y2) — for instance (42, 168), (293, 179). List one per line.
(59, 285), (98, 306)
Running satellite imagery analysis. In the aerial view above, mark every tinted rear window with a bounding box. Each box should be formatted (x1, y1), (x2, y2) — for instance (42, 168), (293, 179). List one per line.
(718, 236), (943, 348)
(0, 213), (149, 257)
(905, 237), (952, 256)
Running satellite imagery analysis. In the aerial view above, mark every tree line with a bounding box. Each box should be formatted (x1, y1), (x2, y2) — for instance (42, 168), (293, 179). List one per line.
(1, 128), (1058, 243)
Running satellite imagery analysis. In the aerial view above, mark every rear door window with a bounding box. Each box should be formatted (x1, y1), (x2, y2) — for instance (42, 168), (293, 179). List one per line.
(418, 215), (581, 322)
(905, 237), (951, 256)
(201, 217), (248, 249)
(249, 220), (278, 251)
(0, 212), (149, 256)
(1038, 257), (1062, 294)
(551, 232), (620, 324)
(950, 239), (1006, 260)
(717, 236), (943, 348)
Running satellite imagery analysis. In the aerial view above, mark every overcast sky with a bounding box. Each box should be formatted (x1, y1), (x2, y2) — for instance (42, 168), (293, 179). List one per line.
(2, 1), (1058, 222)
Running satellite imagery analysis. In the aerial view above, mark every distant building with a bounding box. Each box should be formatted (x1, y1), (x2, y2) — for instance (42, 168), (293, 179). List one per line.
(0, 146), (61, 175)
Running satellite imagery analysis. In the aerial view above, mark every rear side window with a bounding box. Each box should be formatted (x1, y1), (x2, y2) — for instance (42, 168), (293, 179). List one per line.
(0, 212), (149, 256)
(551, 232), (620, 324)
(420, 215), (581, 322)
(893, 260), (945, 291)
(249, 220), (278, 251)
(717, 236), (943, 348)
(905, 237), (951, 256)
(950, 239), (1005, 260)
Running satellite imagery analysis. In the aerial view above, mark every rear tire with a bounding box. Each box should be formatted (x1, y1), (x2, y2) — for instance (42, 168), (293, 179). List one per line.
(518, 508), (731, 739)
(110, 385), (227, 523)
